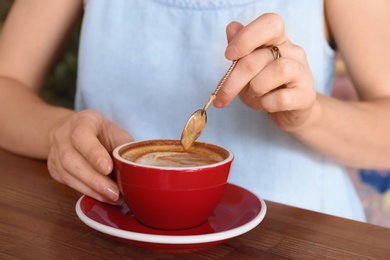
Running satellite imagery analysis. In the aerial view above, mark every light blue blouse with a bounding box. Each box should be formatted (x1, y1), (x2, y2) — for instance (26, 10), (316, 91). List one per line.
(77, 0), (366, 221)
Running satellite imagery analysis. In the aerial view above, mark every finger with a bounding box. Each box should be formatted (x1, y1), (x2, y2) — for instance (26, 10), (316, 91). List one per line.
(248, 44), (310, 98)
(262, 85), (316, 113)
(70, 110), (133, 176)
(237, 85), (267, 112)
(69, 110), (112, 175)
(254, 59), (315, 112)
(52, 160), (123, 205)
(226, 21), (244, 43)
(48, 147), (113, 203)
(53, 143), (123, 204)
(98, 120), (134, 153)
(261, 88), (302, 112)
(63, 171), (123, 205)
(215, 47), (275, 107)
(225, 13), (288, 60)
(251, 58), (306, 96)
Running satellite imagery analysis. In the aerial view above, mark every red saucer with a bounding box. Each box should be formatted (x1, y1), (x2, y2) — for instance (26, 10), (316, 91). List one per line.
(76, 183), (266, 250)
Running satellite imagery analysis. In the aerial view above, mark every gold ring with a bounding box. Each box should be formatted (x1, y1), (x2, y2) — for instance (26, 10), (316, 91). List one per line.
(271, 46), (282, 60)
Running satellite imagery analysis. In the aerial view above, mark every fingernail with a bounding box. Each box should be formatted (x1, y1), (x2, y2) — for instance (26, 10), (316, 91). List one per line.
(225, 44), (239, 59)
(105, 185), (120, 201)
(113, 196), (124, 205)
(99, 158), (112, 175)
(249, 89), (257, 97)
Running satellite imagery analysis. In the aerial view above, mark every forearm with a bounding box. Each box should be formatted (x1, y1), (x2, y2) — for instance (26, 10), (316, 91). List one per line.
(290, 94), (390, 169)
(0, 77), (74, 159)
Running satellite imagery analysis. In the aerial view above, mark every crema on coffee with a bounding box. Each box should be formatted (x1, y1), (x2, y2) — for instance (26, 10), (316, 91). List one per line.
(120, 140), (228, 168)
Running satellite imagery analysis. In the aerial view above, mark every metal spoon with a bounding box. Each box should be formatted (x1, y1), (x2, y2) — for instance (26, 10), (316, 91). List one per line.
(180, 60), (238, 150)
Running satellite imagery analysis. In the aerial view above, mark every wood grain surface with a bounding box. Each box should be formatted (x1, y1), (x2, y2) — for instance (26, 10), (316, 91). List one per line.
(1, 149), (389, 259)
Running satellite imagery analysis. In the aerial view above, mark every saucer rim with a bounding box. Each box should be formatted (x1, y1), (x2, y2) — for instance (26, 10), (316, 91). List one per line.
(75, 183), (267, 245)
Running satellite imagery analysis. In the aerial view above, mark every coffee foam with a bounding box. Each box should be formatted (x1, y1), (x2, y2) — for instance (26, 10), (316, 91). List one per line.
(120, 140), (228, 168)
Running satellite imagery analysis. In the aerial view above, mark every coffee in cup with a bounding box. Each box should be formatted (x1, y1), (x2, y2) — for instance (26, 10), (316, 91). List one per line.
(120, 140), (227, 167)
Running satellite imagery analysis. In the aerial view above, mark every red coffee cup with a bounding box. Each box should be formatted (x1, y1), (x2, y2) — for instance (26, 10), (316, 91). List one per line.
(112, 139), (233, 230)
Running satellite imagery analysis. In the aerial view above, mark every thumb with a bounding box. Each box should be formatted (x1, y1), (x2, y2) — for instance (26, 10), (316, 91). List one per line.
(225, 21), (244, 60)
(226, 21), (244, 43)
(100, 121), (134, 153)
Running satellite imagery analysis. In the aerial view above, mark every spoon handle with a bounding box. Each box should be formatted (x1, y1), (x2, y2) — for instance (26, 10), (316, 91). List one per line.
(202, 60), (238, 111)
(212, 60), (238, 96)
(202, 94), (216, 111)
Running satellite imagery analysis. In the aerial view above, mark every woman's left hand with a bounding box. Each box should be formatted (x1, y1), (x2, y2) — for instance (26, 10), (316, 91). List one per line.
(215, 13), (317, 131)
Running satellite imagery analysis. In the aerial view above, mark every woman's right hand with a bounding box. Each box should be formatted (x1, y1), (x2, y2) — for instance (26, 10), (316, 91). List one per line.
(47, 109), (133, 204)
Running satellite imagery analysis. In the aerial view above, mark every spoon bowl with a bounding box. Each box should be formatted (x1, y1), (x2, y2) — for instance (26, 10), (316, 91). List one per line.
(181, 109), (207, 150)
(180, 60), (238, 150)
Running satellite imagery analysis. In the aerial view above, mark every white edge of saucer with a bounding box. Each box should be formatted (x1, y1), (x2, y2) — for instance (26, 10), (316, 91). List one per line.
(75, 190), (267, 245)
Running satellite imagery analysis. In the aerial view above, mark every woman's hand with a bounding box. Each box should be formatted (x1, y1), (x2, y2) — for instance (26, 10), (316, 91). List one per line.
(216, 13), (317, 131)
(47, 110), (133, 204)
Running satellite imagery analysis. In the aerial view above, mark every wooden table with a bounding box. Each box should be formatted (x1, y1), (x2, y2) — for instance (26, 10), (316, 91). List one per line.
(1, 148), (389, 259)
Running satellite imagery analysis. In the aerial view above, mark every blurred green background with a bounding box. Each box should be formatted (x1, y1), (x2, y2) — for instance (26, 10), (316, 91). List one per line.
(0, 0), (78, 108)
